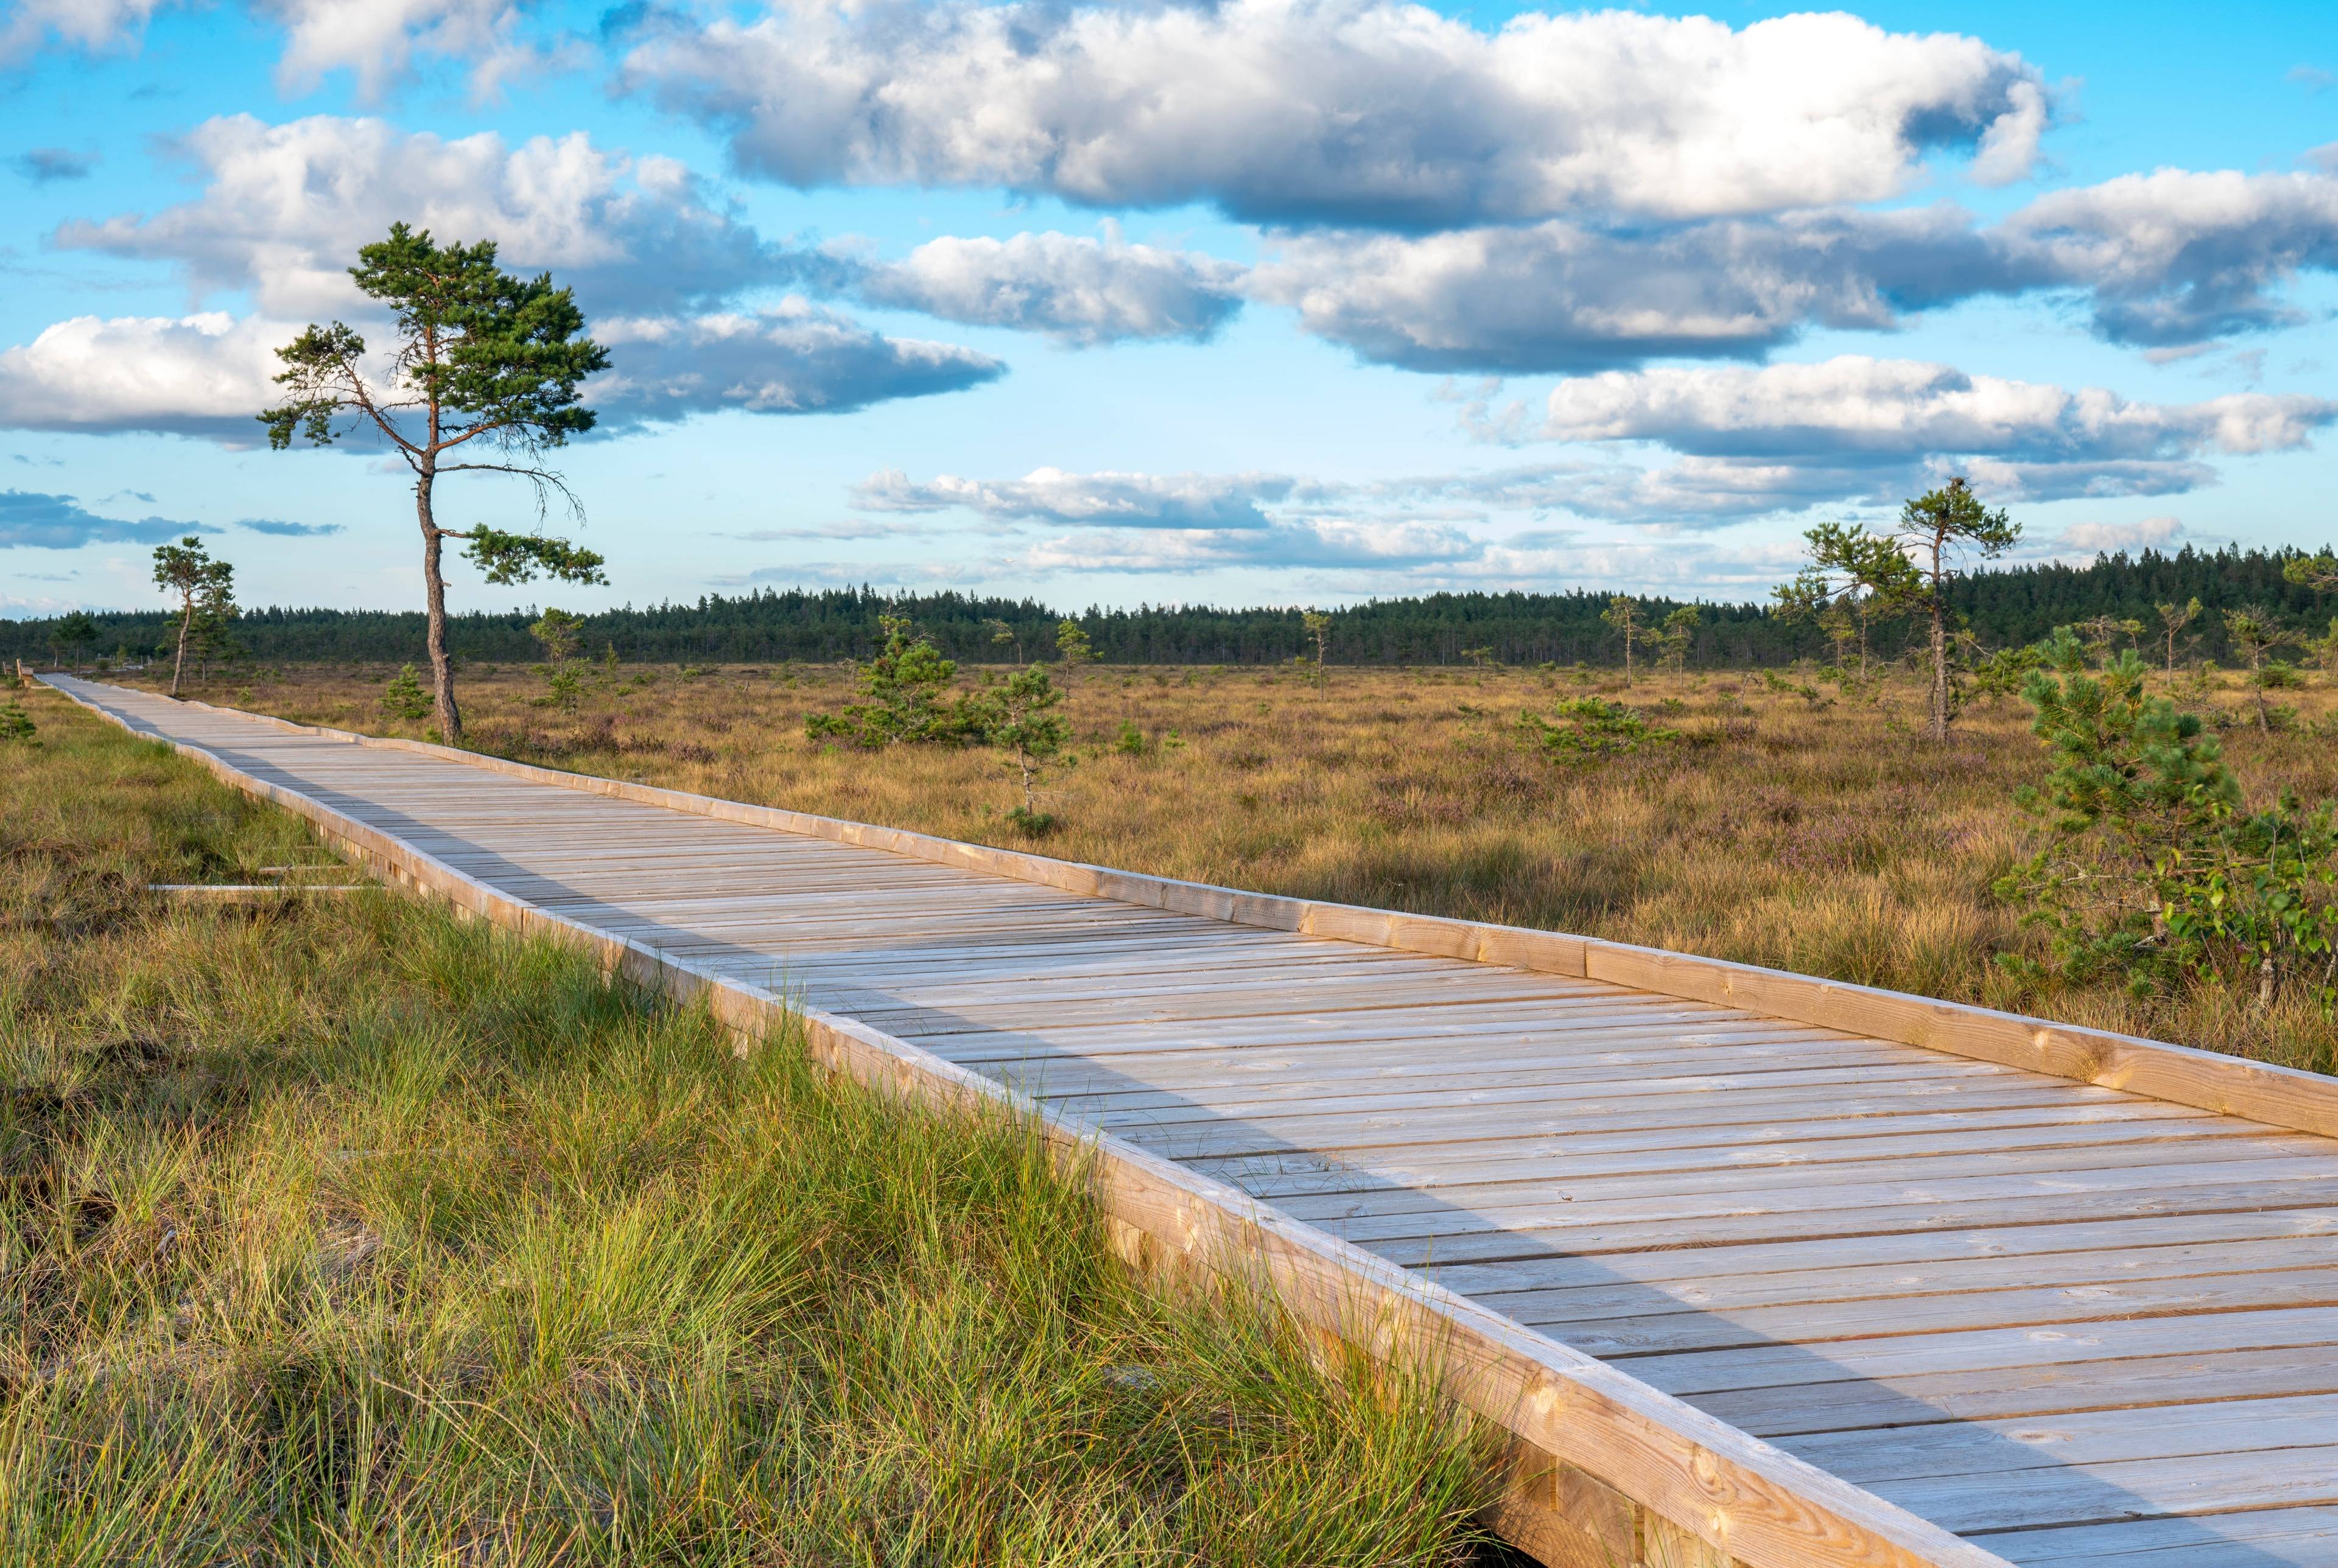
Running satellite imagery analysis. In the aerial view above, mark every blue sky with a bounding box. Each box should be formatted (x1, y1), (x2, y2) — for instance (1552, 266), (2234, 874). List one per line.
(2, 0), (2334, 619)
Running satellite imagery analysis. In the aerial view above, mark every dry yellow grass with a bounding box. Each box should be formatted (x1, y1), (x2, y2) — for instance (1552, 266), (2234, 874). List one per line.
(119, 655), (2338, 1073)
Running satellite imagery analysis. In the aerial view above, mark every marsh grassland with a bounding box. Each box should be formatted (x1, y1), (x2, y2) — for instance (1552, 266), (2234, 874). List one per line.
(0, 687), (1502, 1566)
(139, 655), (2338, 1076)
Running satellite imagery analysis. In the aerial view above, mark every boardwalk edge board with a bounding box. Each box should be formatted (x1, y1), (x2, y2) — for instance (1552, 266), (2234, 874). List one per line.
(125, 683), (2338, 1140)
(43, 676), (2013, 1568)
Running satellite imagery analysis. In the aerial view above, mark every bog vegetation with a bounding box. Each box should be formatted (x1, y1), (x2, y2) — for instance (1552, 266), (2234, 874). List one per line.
(0, 687), (1504, 1564)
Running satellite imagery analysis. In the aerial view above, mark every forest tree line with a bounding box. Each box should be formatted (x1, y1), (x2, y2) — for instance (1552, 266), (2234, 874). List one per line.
(9, 545), (2335, 671)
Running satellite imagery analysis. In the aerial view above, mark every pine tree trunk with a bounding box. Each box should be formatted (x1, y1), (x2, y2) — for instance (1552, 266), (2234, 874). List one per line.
(417, 463), (463, 744)
(170, 599), (192, 698)
(1928, 600), (1950, 740)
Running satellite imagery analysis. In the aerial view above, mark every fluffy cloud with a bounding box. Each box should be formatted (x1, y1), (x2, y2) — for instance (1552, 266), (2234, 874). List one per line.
(1248, 207), (2013, 373)
(0, 312), (292, 442)
(623, 0), (2045, 228)
(2045, 515), (2186, 553)
(2004, 168), (2338, 345)
(57, 116), (782, 317)
(851, 233), (1244, 346)
(1249, 168), (2338, 371)
(1507, 356), (2337, 519)
(0, 304), (1001, 441)
(589, 305), (1004, 424)
(854, 467), (1292, 527)
(1, 0), (172, 57)
(257, 0), (545, 100)
(1, 489), (196, 550)
(1534, 357), (2336, 462)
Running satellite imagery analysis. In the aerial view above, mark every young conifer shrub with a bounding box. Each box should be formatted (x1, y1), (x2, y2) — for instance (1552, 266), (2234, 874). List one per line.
(1997, 631), (2338, 1010)
(381, 664), (432, 721)
(981, 663), (1071, 833)
(1519, 696), (1677, 761)
(805, 614), (984, 748)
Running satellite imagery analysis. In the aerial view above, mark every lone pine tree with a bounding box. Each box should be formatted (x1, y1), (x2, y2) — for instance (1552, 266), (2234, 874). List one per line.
(261, 223), (611, 744)
(150, 535), (233, 698)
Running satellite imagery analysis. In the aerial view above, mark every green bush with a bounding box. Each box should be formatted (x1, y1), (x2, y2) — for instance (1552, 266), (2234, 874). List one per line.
(1996, 642), (2338, 1011)
(379, 663), (431, 721)
(805, 614), (988, 749)
(1519, 696), (1678, 762)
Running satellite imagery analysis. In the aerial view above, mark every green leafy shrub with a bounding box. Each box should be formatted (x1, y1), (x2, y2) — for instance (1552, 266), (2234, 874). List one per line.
(0, 696), (35, 743)
(1996, 645), (2338, 1011)
(1520, 696), (1677, 762)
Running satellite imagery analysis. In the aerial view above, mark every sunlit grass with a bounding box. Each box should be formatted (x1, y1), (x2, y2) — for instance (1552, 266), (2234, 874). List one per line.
(2, 689), (1503, 1566)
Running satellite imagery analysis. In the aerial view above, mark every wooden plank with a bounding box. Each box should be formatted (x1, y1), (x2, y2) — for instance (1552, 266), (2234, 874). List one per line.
(1420, 1211), (2338, 1300)
(1700, 1345), (2338, 1438)
(1783, 1395), (2338, 1483)
(1975, 1506), (2338, 1564)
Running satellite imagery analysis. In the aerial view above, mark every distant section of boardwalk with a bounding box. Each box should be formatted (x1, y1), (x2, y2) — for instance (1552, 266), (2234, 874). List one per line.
(49, 675), (2338, 1568)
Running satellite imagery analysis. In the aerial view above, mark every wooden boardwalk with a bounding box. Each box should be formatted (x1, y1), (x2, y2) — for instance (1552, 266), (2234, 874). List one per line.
(46, 674), (2338, 1568)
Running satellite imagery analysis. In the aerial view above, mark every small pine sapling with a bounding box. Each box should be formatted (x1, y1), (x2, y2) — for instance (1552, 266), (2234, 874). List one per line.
(1055, 619), (1094, 681)
(530, 606), (586, 713)
(1998, 639), (2338, 1012)
(0, 696), (35, 743)
(1301, 609), (1332, 688)
(1520, 696), (1678, 762)
(381, 663), (433, 721)
(804, 613), (981, 747)
(985, 663), (1070, 833)
(2221, 606), (2294, 733)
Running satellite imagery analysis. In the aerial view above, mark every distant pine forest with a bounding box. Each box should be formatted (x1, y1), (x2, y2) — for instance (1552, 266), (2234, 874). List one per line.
(9, 546), (2334, 670)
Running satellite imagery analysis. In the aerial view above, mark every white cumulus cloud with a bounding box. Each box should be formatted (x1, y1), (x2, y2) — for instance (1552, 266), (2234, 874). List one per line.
(1, 0), (174, 58)
(2003, 167), (2338, 345)
(1509, 355), (2336, 520)
(2046, 515), (2186, 553)
(0, 312), (293, 443)
(257, 0), (547, 100)
(56, 115), (781, 317)
(589, 304), (1005, 425)
(0, 303), (1003, 442)
(623, 0), (2046, 228)
(853, 232), (1245, 346)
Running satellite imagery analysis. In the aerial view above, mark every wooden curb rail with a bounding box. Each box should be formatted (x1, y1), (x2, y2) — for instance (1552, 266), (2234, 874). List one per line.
(40, 675), (2167, 1568)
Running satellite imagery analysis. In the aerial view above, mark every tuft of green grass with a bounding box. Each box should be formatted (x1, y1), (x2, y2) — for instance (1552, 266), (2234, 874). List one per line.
(2, 689), (1503, 1566)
